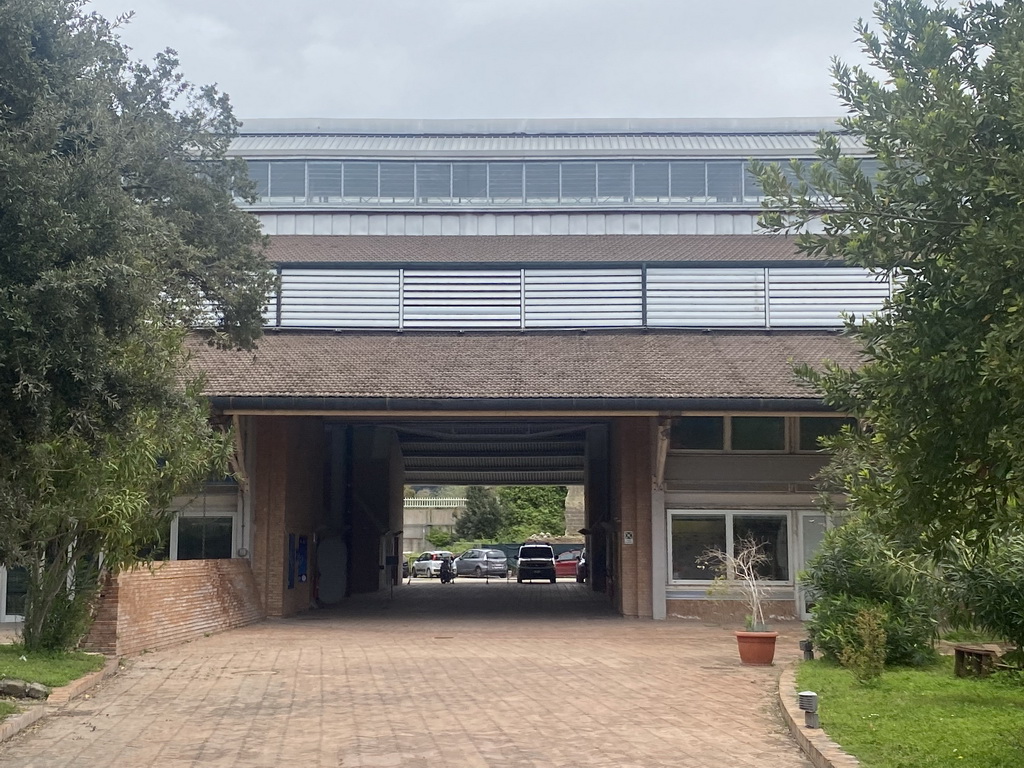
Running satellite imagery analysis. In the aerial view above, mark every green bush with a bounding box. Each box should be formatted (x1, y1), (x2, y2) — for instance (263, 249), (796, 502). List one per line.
(804, 515), (938, 665)
(837, 605), (887, 684)
(943, 532), (1024, 653)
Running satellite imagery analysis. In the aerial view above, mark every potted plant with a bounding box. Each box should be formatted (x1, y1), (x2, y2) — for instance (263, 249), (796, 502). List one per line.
(697, 534), (780, 665)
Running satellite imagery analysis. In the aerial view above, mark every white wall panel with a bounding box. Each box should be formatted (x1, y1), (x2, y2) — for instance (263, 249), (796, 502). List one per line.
(647, 268), (766, 326)
(768, 267), (888, 327)
(279, 269), (400, 327)
(525, 269), (643, 327)
(403, 270), (522, 328)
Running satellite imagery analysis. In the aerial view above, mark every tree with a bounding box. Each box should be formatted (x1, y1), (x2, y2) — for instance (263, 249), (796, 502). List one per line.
(0, 1), (275, 649)
(754, 0), (1024, 552)
(497, 486), (566, 541)
(454, 486), (503, 540)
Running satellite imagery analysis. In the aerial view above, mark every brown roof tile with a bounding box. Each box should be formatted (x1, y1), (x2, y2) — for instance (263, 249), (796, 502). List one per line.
(266, 234), (814, 265)
(187, 330), (860, 405)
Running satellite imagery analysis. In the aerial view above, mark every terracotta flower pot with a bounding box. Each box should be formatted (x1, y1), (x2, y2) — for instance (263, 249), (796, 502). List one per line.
(735, 630), (779, 666)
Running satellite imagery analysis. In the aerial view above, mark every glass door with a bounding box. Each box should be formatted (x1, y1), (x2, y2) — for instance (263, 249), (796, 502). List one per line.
(798, 512), (827, 620)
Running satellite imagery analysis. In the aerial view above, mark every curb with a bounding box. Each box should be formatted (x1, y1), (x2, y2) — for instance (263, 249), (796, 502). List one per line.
(0, 655), (120, 743)
(778, 662), (861, 768)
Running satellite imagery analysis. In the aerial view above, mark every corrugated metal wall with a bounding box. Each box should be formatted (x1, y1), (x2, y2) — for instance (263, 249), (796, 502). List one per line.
(267, 265), (888, 331)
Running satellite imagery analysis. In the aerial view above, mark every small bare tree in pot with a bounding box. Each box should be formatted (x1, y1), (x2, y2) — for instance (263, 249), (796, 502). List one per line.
(697, 534), (780, 665)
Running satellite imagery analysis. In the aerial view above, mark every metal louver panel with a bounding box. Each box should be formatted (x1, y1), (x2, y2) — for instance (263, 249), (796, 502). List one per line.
(279, 269), (400, 328)
(768, 267), (889, 327)
(646, 268), (765, 327)
(524, 269), (643, 327)
(403, 270), (522, 328)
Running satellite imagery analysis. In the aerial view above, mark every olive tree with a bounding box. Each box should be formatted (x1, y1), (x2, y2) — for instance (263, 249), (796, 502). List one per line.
(754, 0), (1024, 552)
(0, 1), (275, 649)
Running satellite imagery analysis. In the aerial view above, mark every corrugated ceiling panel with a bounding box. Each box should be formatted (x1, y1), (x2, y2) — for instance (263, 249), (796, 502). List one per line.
(647, 268), (766, 327)
(524, 269), (643, 327)
(279, 269), (400, 328)
(229, 133), (866, 157)
(768, 267), (889, 327)
(403, 269), (522, 328)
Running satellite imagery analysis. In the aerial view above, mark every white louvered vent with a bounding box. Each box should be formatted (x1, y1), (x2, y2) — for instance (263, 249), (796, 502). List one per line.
(279, 269), (400, 328)
(524, 269), (643, 327)
(403, 270), (522, 328)
(646, 268), (766, 327)
(768, 267), (889, 327)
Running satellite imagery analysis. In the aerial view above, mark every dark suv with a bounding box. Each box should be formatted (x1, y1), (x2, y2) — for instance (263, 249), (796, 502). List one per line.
(516, 543), (556, 583)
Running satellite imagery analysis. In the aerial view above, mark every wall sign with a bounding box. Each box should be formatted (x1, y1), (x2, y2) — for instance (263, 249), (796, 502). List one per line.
(623, 531), (635, 545)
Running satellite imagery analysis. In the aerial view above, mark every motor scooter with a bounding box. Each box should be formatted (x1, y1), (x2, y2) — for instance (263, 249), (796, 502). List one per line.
(439, 557), (454, 584)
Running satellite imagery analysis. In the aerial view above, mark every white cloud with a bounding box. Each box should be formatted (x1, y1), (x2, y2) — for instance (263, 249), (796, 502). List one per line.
(86, 0), (877, 119)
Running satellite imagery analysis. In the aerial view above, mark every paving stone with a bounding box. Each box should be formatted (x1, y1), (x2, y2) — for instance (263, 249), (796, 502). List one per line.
(0, 579), (812, 767)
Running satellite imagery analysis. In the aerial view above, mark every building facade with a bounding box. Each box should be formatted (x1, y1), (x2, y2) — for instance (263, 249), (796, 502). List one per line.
(4, 118), (875, 637)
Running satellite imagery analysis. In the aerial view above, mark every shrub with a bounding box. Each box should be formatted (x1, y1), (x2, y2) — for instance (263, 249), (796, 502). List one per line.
(837, 605), (887, 684)
(803, 515), (938, 665)
(943, 532), (1024, 654)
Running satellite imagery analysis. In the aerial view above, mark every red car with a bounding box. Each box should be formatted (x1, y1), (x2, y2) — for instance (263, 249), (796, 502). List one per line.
(554, 549), (583, 579)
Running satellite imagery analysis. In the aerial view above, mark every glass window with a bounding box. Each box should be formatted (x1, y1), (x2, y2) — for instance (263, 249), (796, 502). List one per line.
(488, 162), (523, 203)
(344, 161), (378, 201)
(308, 161), (343, 202)
(453, 163), (487, 202)
(670, 161), (705, 200)
(486, 551), (505, 560)
(597, 162), (632, 203)
(525, 163), (560, 204)
(671, 516), (726, 580)
(670, 416), (724, 450)
(561, 162), (596, 203)
(733, 515), (789, 580)
(4, 566), (28, 616)
(634, 161), (669, 201)
(268, 161), (305, 201)
(380, 162), (414, 202)
(177, 517), (233, 560)
(706, 161), (743, 203)
(416, 163), (451, 202)
(743, 161), (764, 202)
(799, 416), (857, 451)
(245, 160), (269, 198)
(731, 416), (785, 451)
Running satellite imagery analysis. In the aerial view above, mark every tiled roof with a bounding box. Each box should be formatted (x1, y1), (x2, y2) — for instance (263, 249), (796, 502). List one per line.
(187, 329), (860, 405)
(266, 234), (814, 265)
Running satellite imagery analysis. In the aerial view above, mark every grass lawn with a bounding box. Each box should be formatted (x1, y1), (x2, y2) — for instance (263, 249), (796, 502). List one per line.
(0, 701), (17, 719)
(797, 656), (1024, 768)
(0, 644), (105, 688)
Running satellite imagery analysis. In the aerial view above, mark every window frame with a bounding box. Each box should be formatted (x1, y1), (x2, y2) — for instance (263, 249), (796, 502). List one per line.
(667, 509), (794, 586)
(170, 497), (241, 561)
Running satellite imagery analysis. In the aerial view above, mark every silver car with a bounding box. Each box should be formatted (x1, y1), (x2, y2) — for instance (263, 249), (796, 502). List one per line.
(453, 548), (508, 578)
(412, 550), (455, 578)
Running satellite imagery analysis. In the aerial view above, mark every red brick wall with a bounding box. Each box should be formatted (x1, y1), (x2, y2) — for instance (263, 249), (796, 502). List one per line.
(666, 599), (797, 623)
(84, 559), (264, 656)
(611, 417), (655, 618)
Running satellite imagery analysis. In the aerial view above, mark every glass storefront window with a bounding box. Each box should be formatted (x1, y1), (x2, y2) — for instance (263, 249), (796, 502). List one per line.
(733, 515), (789, 580)
(177, 517), (233, 560)
(670, 416), (724, 450)
(799, 416), (857, 451)
(671, 516), (726, 580)
(731, 416), (785, 451)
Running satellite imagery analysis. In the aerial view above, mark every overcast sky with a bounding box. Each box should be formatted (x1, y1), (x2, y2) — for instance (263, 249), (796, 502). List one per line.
(87, 0), (880, 122)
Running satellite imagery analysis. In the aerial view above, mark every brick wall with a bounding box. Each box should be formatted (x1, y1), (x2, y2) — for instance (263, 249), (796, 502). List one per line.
(611, 417), (655, 618)
(666, 599), (798, 623)
(83, 559), (264, 656)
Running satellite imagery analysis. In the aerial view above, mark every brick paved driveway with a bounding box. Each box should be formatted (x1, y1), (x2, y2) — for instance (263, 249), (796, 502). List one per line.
(0, 579), (811, 767)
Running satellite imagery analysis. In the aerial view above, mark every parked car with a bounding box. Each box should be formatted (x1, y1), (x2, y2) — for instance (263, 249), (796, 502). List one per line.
(412, 551), (455, 578)
(576, 548), (588, 583)
(453, 548), (508, 578)
(402, 559), (410, 579)
(516, 543), (556, 583)
(554, 549), (583, 579)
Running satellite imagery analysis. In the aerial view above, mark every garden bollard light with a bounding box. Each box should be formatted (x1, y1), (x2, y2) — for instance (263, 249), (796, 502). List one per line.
(798, 690), (820, 729)
(799, 639), (814, 661)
